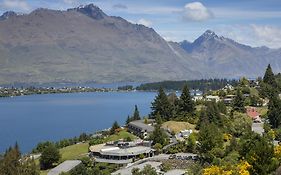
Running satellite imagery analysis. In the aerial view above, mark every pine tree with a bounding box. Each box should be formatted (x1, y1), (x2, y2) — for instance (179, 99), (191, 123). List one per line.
(178, 84), (195, 114)
(151, 87), (173, 121)
(133, 105), (141, 120)
(110, 121), (120, 135)
(232, 89), (245, 112)
(0, 143), (21, 175)
(126, 115), (131, 125)
(268, 95), (281, 128)
(0, 143), (39, 175)
(197, 123), (223, 162)
(150, 124), (168, 146)
(263, 64), (277, 87)
(197, 102), (223, 128)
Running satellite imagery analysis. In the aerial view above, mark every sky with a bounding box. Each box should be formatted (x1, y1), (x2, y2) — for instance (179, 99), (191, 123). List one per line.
(1, 0), (281, 48)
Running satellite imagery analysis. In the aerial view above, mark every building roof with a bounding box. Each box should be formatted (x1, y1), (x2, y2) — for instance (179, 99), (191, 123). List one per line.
(112, 161), (162, 175)
(90, 143), (154, 157)
(128, 120), (154, 132)
(47, 160), (81, 175)
(100, 146), (153, 156)
(164, 169), (186, 175)
(252, 123), (264, 135)
(95, 157), (132, 164)
(247, 107), (260, 119)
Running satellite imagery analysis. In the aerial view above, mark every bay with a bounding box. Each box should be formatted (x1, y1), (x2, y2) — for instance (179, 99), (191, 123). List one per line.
(0, 91), (156, 153)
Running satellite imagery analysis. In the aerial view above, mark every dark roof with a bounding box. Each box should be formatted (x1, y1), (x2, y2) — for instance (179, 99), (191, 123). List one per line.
(128, 120), (154, 132)
(48, 160), (81, 175)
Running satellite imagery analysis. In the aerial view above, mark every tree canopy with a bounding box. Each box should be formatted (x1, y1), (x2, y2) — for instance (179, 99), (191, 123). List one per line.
(0, 143), (39, 175)
(263, 64), (277, 88)
(150, 87), (173, 121)
(39, 143), (61, 170)
(178, 84), (195, 114)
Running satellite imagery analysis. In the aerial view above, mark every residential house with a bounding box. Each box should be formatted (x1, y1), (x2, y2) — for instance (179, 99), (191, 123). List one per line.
(246, 107), (261, 123)
(205, 95), (220, 102)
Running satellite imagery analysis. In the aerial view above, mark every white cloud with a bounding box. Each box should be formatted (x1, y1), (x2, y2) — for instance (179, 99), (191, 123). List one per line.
(137, 18), (152, 27)
(183, 2), (213, 22)
(215, 24), (281, 48)
(63, 0), (75, 4)
(112, 4), (127, 10)
(251, 25), (281, 48)
(212, 8), (281, 20)
(1, 0), (30, 11)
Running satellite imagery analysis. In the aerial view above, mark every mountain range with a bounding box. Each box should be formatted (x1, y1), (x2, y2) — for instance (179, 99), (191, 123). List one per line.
(0, 4), (280, 85)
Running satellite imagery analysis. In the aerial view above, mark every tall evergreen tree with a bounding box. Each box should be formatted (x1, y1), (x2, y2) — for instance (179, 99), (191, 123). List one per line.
(151, 87), (173, 121)
(110, 121), (120, 135)
(263, 64), (277, 87)
(232, 89), (245, 112)
(197, 102), (223, 128)
(0, 143), (39, 175)
(126, 115), (131, 125)
(178, 84), (195, 114)
(197, 123), (223, 162)
(150, 124), (168, 146)
(0, 144), (21, 175)
(133, 105), (141, 120)
(268, 95), (281, 128)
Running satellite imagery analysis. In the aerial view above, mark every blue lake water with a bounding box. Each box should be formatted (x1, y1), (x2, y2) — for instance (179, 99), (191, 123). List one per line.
(0, 92), (156, 153)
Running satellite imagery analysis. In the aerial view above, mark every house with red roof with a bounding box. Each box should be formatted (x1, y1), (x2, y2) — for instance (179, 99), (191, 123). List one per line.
(246, 107), (261, 123)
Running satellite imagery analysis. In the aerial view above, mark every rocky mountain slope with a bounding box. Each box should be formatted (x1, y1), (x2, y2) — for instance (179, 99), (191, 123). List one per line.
(0, 4), (198, 84)
(177, 30), (281, 78)
(0, 4), (280, 84)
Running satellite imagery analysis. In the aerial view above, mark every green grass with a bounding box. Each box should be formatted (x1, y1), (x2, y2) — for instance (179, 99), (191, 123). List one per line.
(162, 121), (196, 133)
(60, 142), (89, 162)
(40, 170), (48, 175)
(105, 130), (136, 142)
(39, 142), (89, 175)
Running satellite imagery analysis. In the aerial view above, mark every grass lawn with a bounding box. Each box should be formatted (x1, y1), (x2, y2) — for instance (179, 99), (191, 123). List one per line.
(105, 130), (136, 142)
(162, 121), (196, 133)
(39, 142), (89, 175)
(60, 142), (89, 162)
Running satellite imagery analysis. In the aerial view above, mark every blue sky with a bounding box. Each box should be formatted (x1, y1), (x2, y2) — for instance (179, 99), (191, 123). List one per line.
(1, 0), (281, 48)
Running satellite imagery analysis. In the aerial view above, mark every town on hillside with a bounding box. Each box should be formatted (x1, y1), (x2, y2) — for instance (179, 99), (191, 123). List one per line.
(2, 64), (281, 175)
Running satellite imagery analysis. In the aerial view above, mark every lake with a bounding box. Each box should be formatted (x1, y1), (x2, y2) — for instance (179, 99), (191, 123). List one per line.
(0, 92), (156, 153)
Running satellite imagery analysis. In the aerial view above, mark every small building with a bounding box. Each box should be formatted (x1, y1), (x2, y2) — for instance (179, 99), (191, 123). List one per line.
(193, 95), (203, 101)
(112, 161), (162, 175)
(252, 123), (264, 135)
(180, 129), (193, 138)
(164, 169), (186, 175)
(223, 95), (236, 105)
(47, 160), (81, 175)
(248, 78), (259, 87)
(246, 107), (261, 122)
(205, 95), (220, 102)
(223, 84), (234, 91)
(128, 120), (155, 138)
